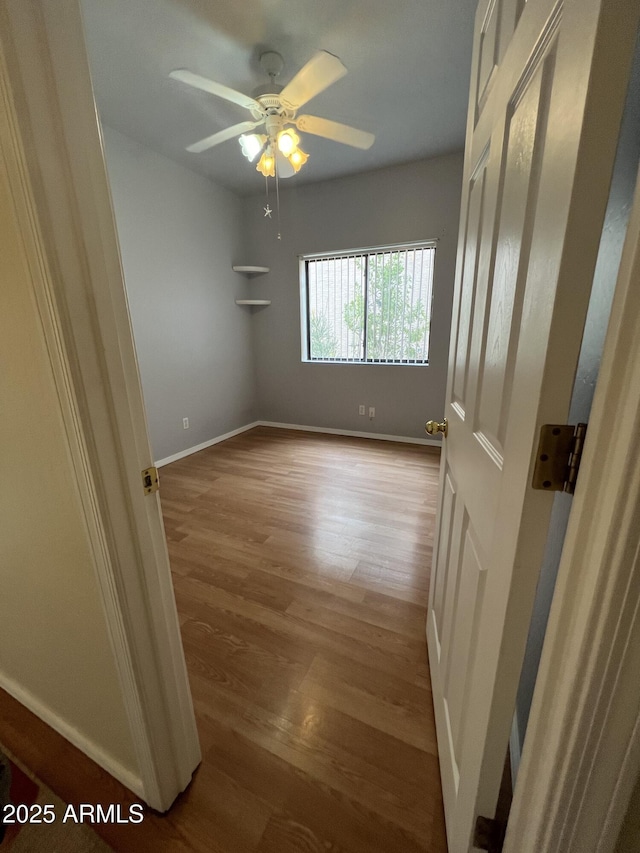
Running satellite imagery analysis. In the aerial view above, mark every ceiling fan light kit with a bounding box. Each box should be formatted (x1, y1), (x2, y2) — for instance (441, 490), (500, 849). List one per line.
(239, 132), (266, 162)
(288, 145), (309, 173)
(170, 48), (374, 237)
(248, 127), (309, 178)
(169, 48), (374, 176)
(277, 128), (298, 157)
(256, 146), (276, 178)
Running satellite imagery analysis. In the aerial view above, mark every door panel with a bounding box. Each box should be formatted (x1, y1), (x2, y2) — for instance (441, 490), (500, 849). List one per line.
(427, 0), (640, 850)
(432, 472), (456, 633)
(453, 162), (488, 412)
(436, 493), (466, 671)
(476, 0), (521, 118)
(440, 507), (470, 687)
(446, 527), (486, 757)
(477, 0), (500, 110)
(477, 54), (550, 451)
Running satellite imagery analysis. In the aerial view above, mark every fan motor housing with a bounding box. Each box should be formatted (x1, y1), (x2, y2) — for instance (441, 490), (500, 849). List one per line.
(255, 93), (283, 110)
(250, 94), (294, 124)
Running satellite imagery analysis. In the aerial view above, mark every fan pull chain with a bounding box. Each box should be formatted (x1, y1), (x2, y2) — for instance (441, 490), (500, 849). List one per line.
(263, 175), (274, 221)
(275, 166), (282, 240)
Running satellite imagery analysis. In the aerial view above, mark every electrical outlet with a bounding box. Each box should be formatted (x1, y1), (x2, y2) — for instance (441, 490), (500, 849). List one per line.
(369, 407), (375, 418)
(359, 404), (366, 415)
(183, 417), (189, 429)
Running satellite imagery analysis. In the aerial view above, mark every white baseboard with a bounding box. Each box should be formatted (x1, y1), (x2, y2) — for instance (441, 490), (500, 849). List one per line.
(0, 670), (144, 800)
(155, 421), (261, 467)
(258, 420), (442, 447)
(156, 419), (441, 467)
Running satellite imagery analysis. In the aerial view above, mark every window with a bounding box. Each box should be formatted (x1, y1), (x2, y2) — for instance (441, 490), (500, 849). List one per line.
(301, 242), (436, 365)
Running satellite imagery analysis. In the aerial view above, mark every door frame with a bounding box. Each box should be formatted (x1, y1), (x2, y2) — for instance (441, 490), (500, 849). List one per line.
(505, 157), (640, 851)
(0, 0), (200, 811)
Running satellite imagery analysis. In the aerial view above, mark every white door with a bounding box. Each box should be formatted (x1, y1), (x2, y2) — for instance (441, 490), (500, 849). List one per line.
(426, 0), (640, 850)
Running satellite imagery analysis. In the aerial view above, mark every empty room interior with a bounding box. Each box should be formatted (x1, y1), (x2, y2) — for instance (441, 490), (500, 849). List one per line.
(88, 1), (467, 849)
(2, 0), (640, 852)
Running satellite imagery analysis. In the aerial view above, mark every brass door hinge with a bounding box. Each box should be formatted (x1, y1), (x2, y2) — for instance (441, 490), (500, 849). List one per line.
(141, 466), (159, 495)
(532, 423), (587, 494)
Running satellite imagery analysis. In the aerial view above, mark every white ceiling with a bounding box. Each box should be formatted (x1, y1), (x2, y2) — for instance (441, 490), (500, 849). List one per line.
(81, 0), (477, 196)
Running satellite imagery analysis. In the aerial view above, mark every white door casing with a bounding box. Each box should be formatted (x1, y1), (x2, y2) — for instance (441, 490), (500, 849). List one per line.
(426, 0), (640, 850)
(506, 159), (640, 853)
(0, 0), (201, 810)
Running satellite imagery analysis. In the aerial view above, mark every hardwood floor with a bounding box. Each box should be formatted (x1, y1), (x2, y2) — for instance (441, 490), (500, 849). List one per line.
(0, 426), (446, 852)
(164, 426), (446, 852)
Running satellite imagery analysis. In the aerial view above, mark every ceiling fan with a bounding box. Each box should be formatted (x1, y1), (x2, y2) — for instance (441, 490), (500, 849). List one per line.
(169, 50), (375, 178)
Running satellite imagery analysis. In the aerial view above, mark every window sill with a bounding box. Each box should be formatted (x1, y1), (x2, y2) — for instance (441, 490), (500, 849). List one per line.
(301, 360), (430, 367)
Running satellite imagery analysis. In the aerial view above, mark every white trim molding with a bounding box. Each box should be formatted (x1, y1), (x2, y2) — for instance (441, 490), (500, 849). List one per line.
(509, 714), (522, 784)
(0, 672), (144, 800)
(258, 421), (442, 447)
(505, 141), (640, 852)
(155, 420), (441, 468)
(155, 422), (261, 467)
(0, 0), (199, 811)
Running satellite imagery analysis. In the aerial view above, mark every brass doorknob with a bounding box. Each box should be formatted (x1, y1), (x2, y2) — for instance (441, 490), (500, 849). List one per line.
(425, 417), (448, 437)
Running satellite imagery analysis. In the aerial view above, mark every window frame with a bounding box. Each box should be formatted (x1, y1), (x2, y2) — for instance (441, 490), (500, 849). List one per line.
(299, 240), (438, 367)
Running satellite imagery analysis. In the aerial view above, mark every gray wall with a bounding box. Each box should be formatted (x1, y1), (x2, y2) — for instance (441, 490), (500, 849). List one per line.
(103, 127), (256, 462)
(242, 153), (464, 439)
(104, 134), (463, 457)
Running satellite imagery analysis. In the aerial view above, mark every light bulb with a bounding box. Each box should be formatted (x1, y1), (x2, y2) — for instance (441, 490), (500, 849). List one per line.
(256, 147), (275, 177)
(239, 134), (265, 163)
(277, 129), (299, 157)
(288, 147), (309, 173)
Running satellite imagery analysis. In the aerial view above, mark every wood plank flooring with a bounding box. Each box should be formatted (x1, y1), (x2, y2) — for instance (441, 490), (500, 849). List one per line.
(0, 426), (447, 852)
(165, 426), (446, 852)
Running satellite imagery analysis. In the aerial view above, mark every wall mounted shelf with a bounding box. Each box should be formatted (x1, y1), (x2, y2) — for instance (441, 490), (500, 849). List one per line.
(233, 266), (269, 306)
(232, 265), (270, 274)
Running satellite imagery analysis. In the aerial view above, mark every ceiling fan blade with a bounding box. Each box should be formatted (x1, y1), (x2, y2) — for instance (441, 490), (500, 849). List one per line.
(169, 69), (261, 112)
(295, 115), (374, 150)
(186, 120), (263, 154)
(279, 51), (347, 110)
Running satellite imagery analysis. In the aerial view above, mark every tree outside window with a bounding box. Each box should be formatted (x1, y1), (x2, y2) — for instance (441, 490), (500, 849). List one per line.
(305, 244), (435, 364)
